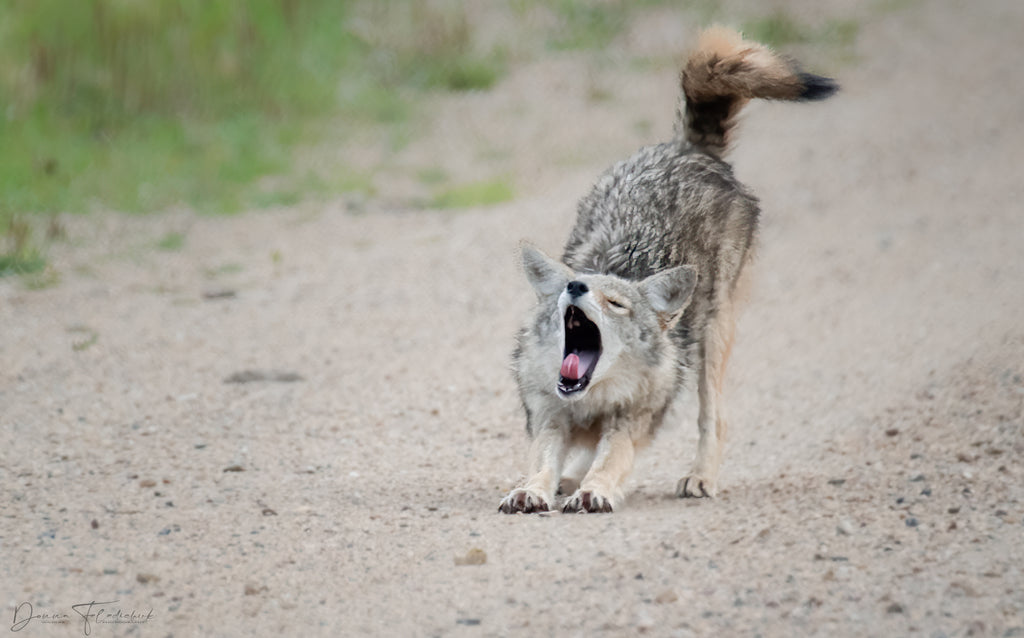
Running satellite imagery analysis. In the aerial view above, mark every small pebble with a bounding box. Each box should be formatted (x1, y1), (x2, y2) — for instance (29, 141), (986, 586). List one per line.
(454, 548), (487, 566)
(905, 517), (919, 528)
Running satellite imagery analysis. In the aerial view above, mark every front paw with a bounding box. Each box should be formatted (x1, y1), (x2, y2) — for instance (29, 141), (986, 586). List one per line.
(562, 489), (614, 513)
(676, 474), (716, 498)
(498, 488), (550, 514)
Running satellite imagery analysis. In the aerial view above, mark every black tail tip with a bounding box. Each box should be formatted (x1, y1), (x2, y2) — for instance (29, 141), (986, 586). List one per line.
(798, 73), (839, 101)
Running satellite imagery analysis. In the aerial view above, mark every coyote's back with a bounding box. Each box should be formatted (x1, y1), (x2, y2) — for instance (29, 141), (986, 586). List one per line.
(500, 27), (837, 515)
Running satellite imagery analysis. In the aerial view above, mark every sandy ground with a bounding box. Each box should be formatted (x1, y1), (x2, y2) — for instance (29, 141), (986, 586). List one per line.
(3, 0), (1023, 636)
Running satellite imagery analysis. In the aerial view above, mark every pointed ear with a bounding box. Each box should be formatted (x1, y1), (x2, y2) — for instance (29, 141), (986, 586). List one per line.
(521, 243), (573, 298)
(640, 266), (697, 325)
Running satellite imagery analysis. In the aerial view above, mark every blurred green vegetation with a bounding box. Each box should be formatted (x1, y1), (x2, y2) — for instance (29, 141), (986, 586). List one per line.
(0, 0), (503, 224)
(430, 178), (515, 209)
(742, 11), (860, 50)
(0, 0), (860, 279)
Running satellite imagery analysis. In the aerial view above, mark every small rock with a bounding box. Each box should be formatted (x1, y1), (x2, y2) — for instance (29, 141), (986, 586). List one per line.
(905, 517), (919, 528)
(225, 370), (304, 384)
(827, 478), (846, 486)
(910, 474), (926, 482)
(136, 573), (160, 584)
(885, 428), (900, 437)
(244, 584), (268, 596)
(454, 548), (487, 566)
(223, 465), (245, 472)
(456, 619), (481, 626)
(139, 479), (157, 488)
(947, 581), (979, 597)
(633, 607), (655, 630)
(202, 289), (236, 300)
(836, 519), (855, 536)
(886, 602), (905, 614)
(90, 519), (99, 529)
(654, 590), (678, 604)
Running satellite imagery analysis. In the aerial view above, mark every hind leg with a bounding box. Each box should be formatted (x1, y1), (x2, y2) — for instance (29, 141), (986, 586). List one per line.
(677, 304), (734, 498)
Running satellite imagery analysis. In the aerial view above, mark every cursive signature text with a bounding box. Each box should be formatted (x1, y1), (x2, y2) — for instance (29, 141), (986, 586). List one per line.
(12, 600), (154, 635)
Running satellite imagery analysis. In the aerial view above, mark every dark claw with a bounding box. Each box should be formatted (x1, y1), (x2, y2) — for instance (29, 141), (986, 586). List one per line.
(563, 491), (613, 514)
(499, 491), (548, 514)
(679, 477), (710, 498)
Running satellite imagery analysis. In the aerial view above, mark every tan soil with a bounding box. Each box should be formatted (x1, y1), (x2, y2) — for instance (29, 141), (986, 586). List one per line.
(3, 0), (1022, 635)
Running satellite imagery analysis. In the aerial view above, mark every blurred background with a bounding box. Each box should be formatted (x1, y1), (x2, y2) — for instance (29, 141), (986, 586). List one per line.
(0, 0), (858, 281)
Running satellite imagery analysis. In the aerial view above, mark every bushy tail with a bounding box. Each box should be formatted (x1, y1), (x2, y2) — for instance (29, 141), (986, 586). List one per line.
(679, 26), (838, 157)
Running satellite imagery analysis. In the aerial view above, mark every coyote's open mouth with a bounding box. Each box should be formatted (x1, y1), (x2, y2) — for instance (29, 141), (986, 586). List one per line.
(558, 305), (601, 396)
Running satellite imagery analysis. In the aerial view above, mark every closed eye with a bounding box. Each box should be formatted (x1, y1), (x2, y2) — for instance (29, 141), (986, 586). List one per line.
(606, 298), (629, 311)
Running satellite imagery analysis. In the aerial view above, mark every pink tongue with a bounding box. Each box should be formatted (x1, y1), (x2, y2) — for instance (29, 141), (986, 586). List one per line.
(560, 353), (582, 380)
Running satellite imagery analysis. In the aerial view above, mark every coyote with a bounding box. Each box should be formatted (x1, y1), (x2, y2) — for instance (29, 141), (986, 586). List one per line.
(499, 27), (837, 514)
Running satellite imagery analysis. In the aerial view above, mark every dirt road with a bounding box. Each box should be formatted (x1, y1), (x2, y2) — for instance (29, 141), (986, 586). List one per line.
(3, 0), (1022, 635)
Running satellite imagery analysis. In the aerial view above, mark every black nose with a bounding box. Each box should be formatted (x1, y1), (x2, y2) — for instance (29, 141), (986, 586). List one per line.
(566, 280), (589, 297)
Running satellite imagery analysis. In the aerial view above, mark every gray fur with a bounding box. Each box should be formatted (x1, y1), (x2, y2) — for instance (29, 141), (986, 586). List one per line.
(500, 29), (837, 514)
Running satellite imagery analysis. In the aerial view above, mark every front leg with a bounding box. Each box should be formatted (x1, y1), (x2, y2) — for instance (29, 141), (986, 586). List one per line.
(499, 426), (568, 514)
(563, 428), (636, 514)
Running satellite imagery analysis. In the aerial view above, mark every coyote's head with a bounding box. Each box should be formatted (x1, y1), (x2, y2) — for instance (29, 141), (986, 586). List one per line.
(520, 244), (697, 403)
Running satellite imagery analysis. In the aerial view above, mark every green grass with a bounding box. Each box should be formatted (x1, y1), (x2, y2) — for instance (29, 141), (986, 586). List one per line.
(70, 329), (99, 352)
(0, 0), (506, 229)
(548, 0), (629, 50)
(742, 11), (812, 47)
(0, 0), (862, 285)
(431, 179), (515, 209)
(0, 250), (46, 277)
(417, 167), (449, 186)
(156, 232), (186, 251)
(0, 217), (47, 277)
(742, 11), (861, 51)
